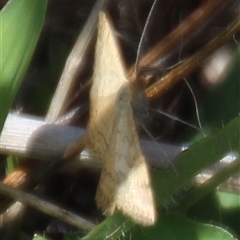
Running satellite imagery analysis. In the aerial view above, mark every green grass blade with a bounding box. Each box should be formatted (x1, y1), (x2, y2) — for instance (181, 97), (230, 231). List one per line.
(0, 0), (48, 131)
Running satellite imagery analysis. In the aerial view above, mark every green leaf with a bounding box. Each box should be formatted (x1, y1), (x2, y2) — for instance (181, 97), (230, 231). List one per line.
(32, 235), (50, 240)
(131, 213), (236, 240)
(82, 212), (135, 240)
(187, 191), (240, 238)
(217, 192), (240, 209)
(6, 155), (19, 173)
(0, 0), (48, 131)
(63, 231), (86, 240)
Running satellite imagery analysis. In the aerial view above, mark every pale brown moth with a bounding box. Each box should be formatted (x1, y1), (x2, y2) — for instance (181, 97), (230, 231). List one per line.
(86, 12), (156, 226)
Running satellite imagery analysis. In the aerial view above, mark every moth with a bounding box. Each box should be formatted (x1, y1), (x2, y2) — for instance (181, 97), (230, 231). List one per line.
(86, 12), (156, 226)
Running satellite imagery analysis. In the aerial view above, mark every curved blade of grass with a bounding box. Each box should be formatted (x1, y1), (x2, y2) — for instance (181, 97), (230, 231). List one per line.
(0, 0), (48, 131)
(177, 158), (240, 213)
(153, 116), (239, 203)
(82, 116), (239, 239)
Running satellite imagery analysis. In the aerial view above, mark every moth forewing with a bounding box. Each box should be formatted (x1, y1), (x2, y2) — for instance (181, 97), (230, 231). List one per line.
(87, 11), (129, 161)
(88, 11), (156, 226)
(96, 84), (156, 226)
(91, 11), (128, 98)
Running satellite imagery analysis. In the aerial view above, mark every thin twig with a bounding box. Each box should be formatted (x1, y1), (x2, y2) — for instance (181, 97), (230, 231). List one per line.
(0, 182), (95, 231)
(146, 16), (240, 101)
(0, 202), (25, 228)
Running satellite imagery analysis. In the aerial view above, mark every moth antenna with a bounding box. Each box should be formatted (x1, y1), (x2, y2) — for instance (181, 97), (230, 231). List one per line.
(134, 0), (159, 75)
(138, 120), (176, 171)
(183, 78), (205, 135)
(149, 108), (207, 137)
(176, 12), (204, 136)
(139, 121), (167, 157)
